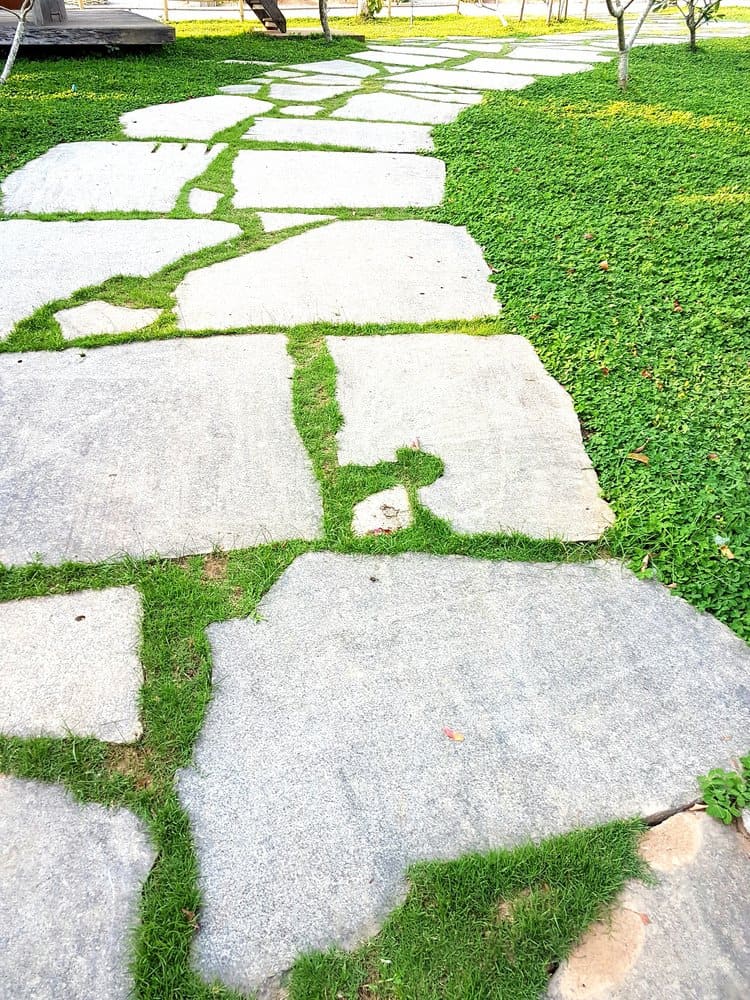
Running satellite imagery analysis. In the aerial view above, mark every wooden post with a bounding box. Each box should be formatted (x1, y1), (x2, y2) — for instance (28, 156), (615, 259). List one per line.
(239, 0), (245, 19)
(387, 0), (392, 16)
(162, 0), (169, 23)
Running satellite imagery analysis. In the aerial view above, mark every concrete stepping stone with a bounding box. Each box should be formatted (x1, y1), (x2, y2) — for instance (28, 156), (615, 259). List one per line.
(54, 300), (162, 340)
(188, 187), (222, 215)
(1, 141), (225, 215)
(264, 68), (299, 78)
(286, 73), (370, 86)
(332, 93), (469, 125)
(383, 85), (482, 106)
(177, 552), (750, 994)
(279, 104), (323, 116)
(371, 43), (470, 58)
(0, 336), (322, 566)
(548, 812), (750, 999)
(257, 211), (335, 233)
(388, 68), (535, 91)
(461, 57), (594, 76)
(0, 776), (155, 1000)
(268, 82), (359, 102)
(351, 49), (454, 67)
(0, 219), (239, 340)
(243, 117), (434, 152)
(175, 221), (499, 330)
(219, 83), (262, 95)
(120, 95), (272, 140)
(328, 335), (613, 540)
(352, 486), (412, 536)
(288, 58), (377, 77)
(232, 150), (445, 209)
(0, 587), (143, 742)
(508, 44), (612, 62)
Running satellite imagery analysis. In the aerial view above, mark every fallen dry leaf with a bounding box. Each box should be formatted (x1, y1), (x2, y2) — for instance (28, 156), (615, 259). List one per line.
(443, 727), (465, 743)
(640, 912), (651, 925)
(707, 452), (719, 462)
(627, 452), (650, 464)
(719, 545), (735, 560)
(599, 260), (610, 271)
(640, 553), (651, 572)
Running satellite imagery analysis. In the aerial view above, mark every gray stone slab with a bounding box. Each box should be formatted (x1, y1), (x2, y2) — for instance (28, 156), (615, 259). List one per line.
(508, 44), (612, 62)
(219, 83), (262, 95)
(383, 85), (482, 106)
(0, 587), (143, 742)
(371, 43), (470, 58)
(351, 49), (453, 67)
(232, 150), (444, 209)
(177, 552), (750, 993)
(120, 95), (272, 140)
(548, 812), (750, 999)
(188, 187), (222, 215)
(352, 485), (412, 536)
(279, 104), (323, 116)
(175, 221), (500, 329)
(388, 68), (535, 91)
(0, 776), (155, 1000)
(268, 82), (359, 102)
(332, 92), (468, 125)
(54, 300), (162, 340)
(461, 57), (594, 76)
(0, 219), (239, 340)
(1, 141), (225, 215)
(257, 211), (335, 232)
(328, 335), (613, 540)
(286, 73), (369, 86)
(288, 58), (377, 77)
(0, 336), (322, 566)
(243, 117), (434, 152)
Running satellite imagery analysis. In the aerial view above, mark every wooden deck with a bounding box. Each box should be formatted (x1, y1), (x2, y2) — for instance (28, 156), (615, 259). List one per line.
(0, 9), (175, 47)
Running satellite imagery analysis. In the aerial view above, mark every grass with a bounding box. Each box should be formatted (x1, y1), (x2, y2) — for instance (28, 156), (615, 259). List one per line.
(291, 12), (608, 40)
(1, 19), (746, 1000)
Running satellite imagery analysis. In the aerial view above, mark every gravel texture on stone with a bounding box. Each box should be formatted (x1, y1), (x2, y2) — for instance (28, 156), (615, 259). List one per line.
(188, 187), (222, 215)
(332, 92), (469, 124)
(1, 141), (225, 215)
(0, 219), (239, 340)
(461, 57), (594, 76)
(257, 211), (335, 232)
(388, 68), (535, 90)
(0, 587), (143, 742)
(0, 776), (155, 1000)
(328, 334), (613, 539)
(288, 58), (377, 77)
(178, 552), (750, 993)
(0, 336), (322, 565)
(120, 95), (272, 140)
(268, 82), (359, 102)
(175, 221), (499, 329)
(243, 117), (434, 152)
(548, 812), (750, 999)
(54, 300), (162, 340)
(352, 486), (412, 536)
(279, 104), (323, 116)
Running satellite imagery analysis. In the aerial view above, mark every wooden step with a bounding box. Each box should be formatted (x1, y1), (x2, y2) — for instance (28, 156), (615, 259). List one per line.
(244, 0), (286, 34)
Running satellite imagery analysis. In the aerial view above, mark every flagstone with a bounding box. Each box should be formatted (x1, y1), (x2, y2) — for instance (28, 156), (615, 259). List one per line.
(352, 486), (412, 536)
(175, 221), (499, 330)
(0, 336), (322, 566)
(507, 45), (612, 62)
(257, 211), (335, 233)
(268, 82), (360, 102)
(219, 83), (262, 95)
(388, 68), (535, 91)
(188, 187), (222, 215)
(383, 86), (482, 106)
(351, 49), (454, 67)
(1, 141), (225, 215)
(371, 44), (470, 58)
(279, 104), (323, 116)
(0, 776), (155, 1000)
(286, 73), (371, 86)
(177, 551), (750, 994)
(243, 117), (434, 152)
(54, 300), (162, 340)
(329, 334), (613, 540)
(332, 93), (468, 125)
(461, 57), (594, 76)
(121, 95), (272, 140)
(0, 587), (143, 742)
(288, 58), (378, 77)
(232, 150), (444, 209)
(0, 219), (239, 340)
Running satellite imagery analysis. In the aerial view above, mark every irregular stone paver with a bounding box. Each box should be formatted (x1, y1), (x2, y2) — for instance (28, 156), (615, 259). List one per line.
(329, 334), (613, 540)
(0, 776), (155, 1000)
(0, 587), (143, 742)
(548, 812), (750, 999)
(268, 82), (360, 102)
(120, 95), (272, 140)
(508, 44), (612, 62)
(279, 104), (322, 116)
(462, 57), (594, 76)
(219, 83), (262, 95)
(288, 58), (377, 77)
(0, 336), (322, 565)
(175, 221), (500, 329)
(54, 300), (162, 340)
(257, 211), (335, 233)
(388, 68), (535, 91)
(352, 486), (412, 536)
(232, 150), (444, 209)
(286, 73), (373, 86)
(1, 141), (225, 215)
(332, 93), (469, 125)
(351, 49), (453, 67)
(371, 43), (470, 58)
(188, 187), (222, 215)
(0, 219), (239, 340)
(243, 117), (434, 153)
(177, 552), (750, 993)
(383, 86), (482, 106)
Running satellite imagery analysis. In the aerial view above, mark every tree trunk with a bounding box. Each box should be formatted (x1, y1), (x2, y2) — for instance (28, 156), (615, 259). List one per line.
(318, 0), (331, 40)
(617, 45), (629, 89)
(688, 0), (697, 51)
(0, 8), (28, 85)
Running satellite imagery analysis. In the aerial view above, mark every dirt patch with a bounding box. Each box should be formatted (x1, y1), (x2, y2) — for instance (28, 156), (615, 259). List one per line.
(639, 811), (702, 872)
(202, 553), (229, 581)
(551, 906), (646, 999)
(106, 744), (154, 791)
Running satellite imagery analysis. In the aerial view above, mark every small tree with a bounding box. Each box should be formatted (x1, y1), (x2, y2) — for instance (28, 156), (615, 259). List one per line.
(605, 0), (657, 89)
(0, 0), (35, 85)
(657, 0), (723, 51)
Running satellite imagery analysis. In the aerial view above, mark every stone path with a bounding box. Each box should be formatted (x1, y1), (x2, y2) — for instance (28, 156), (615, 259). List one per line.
(2, 16), (749, 1000)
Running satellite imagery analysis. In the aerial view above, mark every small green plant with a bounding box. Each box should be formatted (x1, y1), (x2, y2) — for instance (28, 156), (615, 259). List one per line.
(697, 755), (750, 824)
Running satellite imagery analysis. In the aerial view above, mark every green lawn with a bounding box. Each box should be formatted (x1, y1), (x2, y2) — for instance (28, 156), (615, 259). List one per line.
(291, 12), (608, 40)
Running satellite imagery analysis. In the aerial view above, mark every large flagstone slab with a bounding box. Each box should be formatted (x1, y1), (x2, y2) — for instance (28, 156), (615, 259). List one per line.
(175, 221), (500, 329)
(232, 150), (444, 209)
(243, 117), (434, 152)
(0, 587), (143, 742)
(0, 336), (322, 566)
(332, 92), (468, 125)
(288, 58), (378, 77)
(351, 48), (453, 67)
(0, 219), (239, 340)
(1, 141), (225, 215)
(54, 300), (162, 340)
(328, 334), (613, 540)
(461, 57), (594, 76)
(0, 776), (155, 1000)
(177, 552), (750, 993)
(383, 85), (482, 106)
(388, 68), (535, 91)
(508, 44), (612, 62)
(121, 95), (271, 140)
(268, 82), (359, 102)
